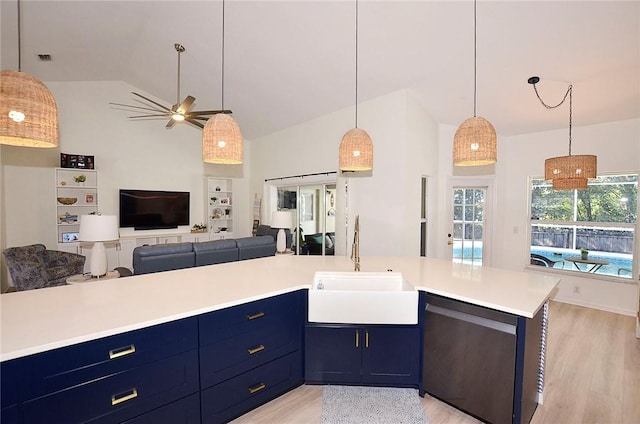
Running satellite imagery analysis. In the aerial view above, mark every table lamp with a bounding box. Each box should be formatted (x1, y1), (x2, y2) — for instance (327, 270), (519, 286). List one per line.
(271, 210), (292, 253)
(79, 214), (119, 277)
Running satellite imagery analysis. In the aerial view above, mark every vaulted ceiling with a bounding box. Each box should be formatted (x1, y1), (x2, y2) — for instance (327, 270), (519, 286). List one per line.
(1, 0), (638, 140)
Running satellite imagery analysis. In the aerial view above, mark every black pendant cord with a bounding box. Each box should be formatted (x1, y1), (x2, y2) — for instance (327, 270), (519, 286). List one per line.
(530, 80), (573, 155)
(176, 46), (181, 105)
(354, 0), (359, 129)
(17, 0), (22, 72)
(473, 0), (476, 117)
(221, 0), (226, 110)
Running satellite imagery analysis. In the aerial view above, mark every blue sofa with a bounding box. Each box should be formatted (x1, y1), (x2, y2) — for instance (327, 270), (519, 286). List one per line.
(132, 236), (276, 275)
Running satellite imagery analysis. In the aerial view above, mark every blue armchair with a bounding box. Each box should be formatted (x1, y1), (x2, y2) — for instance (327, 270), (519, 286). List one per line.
(3, 244), (85, 291)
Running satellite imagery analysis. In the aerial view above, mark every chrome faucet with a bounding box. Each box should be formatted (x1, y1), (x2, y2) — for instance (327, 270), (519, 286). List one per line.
(351, 215), (360, 271)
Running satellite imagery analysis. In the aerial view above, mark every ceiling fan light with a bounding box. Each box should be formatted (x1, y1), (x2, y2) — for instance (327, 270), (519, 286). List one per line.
(453, 116), (497, 166)
(202, 114), (243, 164)
(339, 128), (373, 171)
(0, 70), (59, 148)
(171, 113), (185, 121)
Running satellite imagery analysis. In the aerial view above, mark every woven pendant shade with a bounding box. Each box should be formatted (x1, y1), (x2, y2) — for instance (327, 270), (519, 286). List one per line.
(453, 116), (496, 166)
(0, 70), (59, 148)
(545, 154), (597, 190)
(339, 128), (373, 171)
(202, 114), (243, 164)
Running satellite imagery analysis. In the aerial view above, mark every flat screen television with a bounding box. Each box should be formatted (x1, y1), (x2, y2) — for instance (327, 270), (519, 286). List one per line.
(119, 189), (189, 230)
(277, 189), (297, 210)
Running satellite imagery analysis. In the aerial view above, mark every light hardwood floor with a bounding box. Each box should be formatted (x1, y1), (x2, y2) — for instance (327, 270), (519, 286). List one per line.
(231, 301), (640, 424)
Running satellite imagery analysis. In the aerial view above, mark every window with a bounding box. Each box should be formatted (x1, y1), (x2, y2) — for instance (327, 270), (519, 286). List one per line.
(453, 187), (485, 265)
(529, 174), (637, 279)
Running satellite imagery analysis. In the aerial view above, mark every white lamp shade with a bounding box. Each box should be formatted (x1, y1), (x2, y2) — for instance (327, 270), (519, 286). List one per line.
(79, 215), (119, 242)
(271, 210), (292, 229)
(271, 211), (292, 253)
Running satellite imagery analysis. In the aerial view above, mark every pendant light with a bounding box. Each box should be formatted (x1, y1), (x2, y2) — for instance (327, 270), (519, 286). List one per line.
(528, 76), (597, 190)
(453, 0), (496, 166)
(202, 0), (243, 164)
(0, 0), (59, 148)
(339, 0), (373, 172)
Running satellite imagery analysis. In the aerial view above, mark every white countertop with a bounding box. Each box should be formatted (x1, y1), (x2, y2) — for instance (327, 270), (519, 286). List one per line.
(0, 256), (558, 362)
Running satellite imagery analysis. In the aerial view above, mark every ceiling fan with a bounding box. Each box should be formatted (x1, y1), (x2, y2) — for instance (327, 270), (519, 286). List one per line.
(110, 43), (231, 129)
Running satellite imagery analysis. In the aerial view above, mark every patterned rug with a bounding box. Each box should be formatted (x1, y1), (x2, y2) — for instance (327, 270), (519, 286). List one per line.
(321, 385), (429, 424)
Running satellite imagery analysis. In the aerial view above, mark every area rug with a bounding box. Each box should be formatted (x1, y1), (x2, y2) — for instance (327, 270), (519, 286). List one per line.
(321, 385), (429, 424)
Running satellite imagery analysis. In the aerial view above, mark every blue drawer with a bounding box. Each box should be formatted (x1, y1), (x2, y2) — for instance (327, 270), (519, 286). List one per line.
(200, 351), (303, 424)
(21, 350), (199, 424)
(122, 393), (201, 424)
(200, 309), (299, 388)
(199, 291), (302, 346)
(17, 317), (198, 402)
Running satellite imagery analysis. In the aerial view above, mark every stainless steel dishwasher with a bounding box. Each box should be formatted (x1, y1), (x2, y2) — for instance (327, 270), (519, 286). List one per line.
(422, 293), (519, 424)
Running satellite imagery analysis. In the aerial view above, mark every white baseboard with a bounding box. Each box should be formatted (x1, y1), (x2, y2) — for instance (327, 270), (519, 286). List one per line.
(551, 296), (637, 317)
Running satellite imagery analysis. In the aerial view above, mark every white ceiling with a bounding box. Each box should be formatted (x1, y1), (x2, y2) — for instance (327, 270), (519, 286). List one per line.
(1, 0), (639, 140)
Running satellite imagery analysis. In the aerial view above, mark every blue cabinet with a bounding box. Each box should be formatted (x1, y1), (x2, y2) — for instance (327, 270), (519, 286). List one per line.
(122, 393), (201, 424)
(1, 360), (19, 424)
(305, 324), (421, 387)
(199, 290), (305, 424)
(1, 291), (306, 424)
(6, 317), (199, 424)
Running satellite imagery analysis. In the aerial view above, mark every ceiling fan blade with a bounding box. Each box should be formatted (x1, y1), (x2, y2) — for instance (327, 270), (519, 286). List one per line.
(109, 102), (167, 113)
(188, 109), (233, 116)
(128, 114), (171, 118)
(131, 92), (172, 112)
(185, 118), (205, 129)
(176, 96), (196, 115)
(166, 118), (177, 128)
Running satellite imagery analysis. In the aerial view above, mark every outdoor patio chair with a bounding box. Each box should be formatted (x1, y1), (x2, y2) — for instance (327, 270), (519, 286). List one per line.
(530, 253), (563, 268)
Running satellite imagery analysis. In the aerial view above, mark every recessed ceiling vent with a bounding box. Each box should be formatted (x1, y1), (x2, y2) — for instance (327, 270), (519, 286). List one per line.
(37, 54), (52, 61)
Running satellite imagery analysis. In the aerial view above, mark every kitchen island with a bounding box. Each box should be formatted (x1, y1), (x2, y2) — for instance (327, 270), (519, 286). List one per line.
(1, 256), (558, 423)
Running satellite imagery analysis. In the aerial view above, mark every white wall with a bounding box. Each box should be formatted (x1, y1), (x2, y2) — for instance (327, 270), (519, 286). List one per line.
(0, 80), (250, 291)
(248, 89), (439, 258)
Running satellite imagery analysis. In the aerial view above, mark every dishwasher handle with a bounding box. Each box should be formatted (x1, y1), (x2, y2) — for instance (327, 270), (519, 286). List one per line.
(426, 303), (516, 335)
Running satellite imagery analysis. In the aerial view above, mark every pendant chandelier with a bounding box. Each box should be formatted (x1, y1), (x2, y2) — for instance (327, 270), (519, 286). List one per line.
(453, 0), (496, 166)
(0, 0), (59, 148)
(202, 0), (243, 164)
(339, 0), (373, 172)
(528, 76), (597, 190)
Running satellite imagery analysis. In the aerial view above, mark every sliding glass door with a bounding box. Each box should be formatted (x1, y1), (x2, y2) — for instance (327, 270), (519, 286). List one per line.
(275, 183), (336, 255)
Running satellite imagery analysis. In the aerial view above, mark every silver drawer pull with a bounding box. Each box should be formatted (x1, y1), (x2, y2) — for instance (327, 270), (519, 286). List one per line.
(246, 312), (265, 320)
(248, 382), (266, 394)
(247, 344), (265, 355)
(109, 344), (136, 359)
(111, 388), (138, 406)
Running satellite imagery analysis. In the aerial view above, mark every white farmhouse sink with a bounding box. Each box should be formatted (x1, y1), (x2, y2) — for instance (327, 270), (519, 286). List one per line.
(308, 271), (419, 325)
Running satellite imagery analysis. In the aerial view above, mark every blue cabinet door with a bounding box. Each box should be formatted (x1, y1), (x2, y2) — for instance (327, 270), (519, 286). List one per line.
(305, 325), (362, 384)
(362, 326), (420, 387)
(305, 325), (420, 386)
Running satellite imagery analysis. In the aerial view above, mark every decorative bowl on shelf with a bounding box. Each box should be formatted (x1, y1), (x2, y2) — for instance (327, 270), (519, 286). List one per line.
(57, 197), (78, 205)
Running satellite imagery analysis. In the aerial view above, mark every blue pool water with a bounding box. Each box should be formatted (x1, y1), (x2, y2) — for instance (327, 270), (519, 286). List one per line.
(531, 248), (633, 278)
(453, 244), (633, 278)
